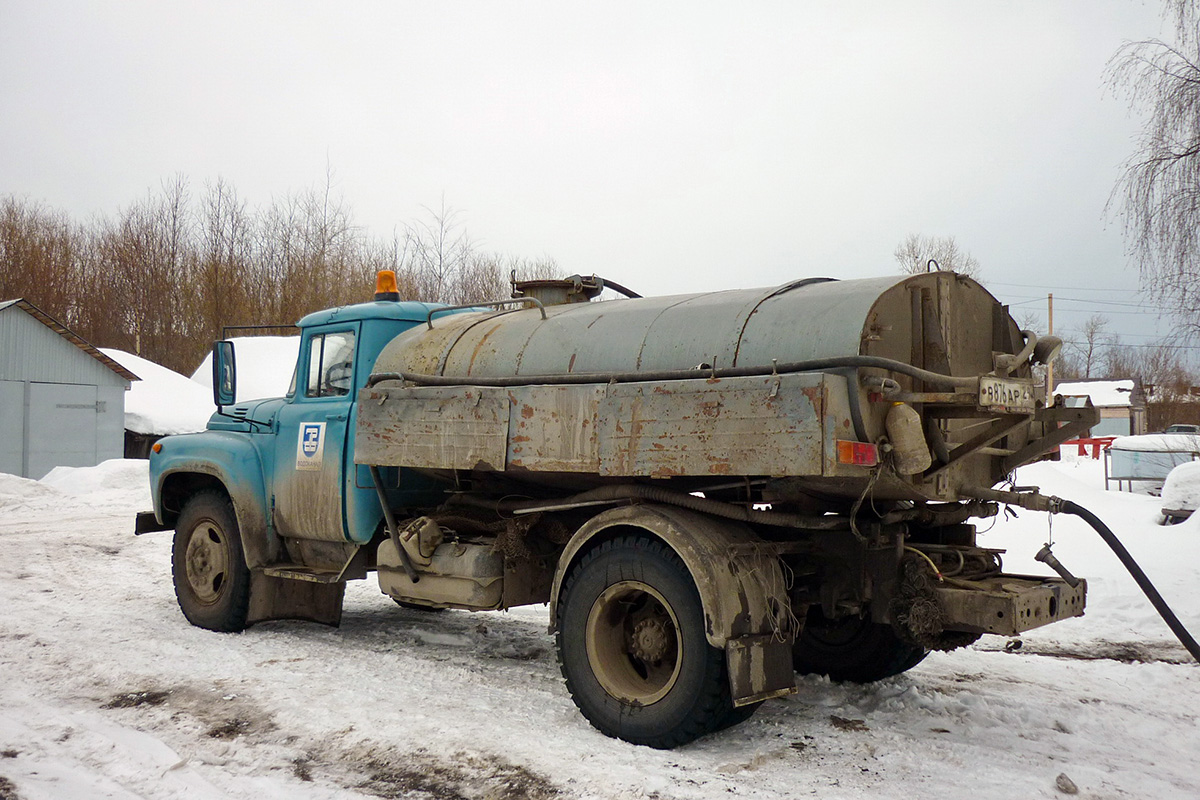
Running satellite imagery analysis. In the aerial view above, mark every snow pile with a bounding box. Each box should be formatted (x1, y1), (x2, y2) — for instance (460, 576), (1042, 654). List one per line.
(0, 471), (61, 513)
(1160, 461), (1200, 513)
(1055, 379), (1135, 407)
(101, 348), (215, 435)
(191, 336), (300, 403)
(41, 458), (151, 511)
(0, 459), (149, 516)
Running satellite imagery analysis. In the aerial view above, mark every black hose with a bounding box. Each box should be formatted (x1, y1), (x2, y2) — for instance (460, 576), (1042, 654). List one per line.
(598, 277), (642, 299)
(1061, 499), (1200, 664)
(366, 354), (977, 390)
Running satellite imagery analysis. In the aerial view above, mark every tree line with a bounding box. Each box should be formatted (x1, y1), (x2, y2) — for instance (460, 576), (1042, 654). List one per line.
(1047, 312), (1200, 429)
(0, 176), (555, 375)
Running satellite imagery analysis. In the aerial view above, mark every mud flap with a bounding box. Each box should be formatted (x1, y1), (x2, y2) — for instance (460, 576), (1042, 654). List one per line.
(246, 571), (345, 627)
(726, 634), (796, 706)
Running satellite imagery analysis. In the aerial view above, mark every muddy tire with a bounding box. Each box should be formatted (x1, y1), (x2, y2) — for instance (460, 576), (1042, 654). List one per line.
(556, 536), (737, 748)
(710, 699), (763, 732)
(172, 491), (251, 632)
(792, 607), (928, 683)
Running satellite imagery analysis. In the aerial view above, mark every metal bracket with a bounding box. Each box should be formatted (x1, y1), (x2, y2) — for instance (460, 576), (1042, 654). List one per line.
(426, 297), (547, 328)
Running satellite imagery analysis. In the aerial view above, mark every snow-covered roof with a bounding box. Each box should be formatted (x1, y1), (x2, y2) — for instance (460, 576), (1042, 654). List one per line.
(1109, 433), (1200, 453)
(190, 335), (300, 403)
(100, 349), (214, 435)
(1055, 379), (1135, 407)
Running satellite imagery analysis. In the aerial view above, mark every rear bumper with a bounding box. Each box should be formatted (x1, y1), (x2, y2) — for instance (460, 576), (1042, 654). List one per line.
(937, 574), (1086, 636)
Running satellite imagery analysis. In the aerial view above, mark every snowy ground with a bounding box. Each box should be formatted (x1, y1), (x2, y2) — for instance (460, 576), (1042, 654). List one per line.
(1, 456), (1197, 799)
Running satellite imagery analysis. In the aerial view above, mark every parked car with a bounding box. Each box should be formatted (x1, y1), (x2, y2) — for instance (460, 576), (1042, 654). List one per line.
(1165, 424), (1200, 434)
(1160, 461), (1200, 524)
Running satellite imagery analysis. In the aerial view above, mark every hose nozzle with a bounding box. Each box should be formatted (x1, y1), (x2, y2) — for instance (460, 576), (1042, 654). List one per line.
(1035, 544), (1080, 588)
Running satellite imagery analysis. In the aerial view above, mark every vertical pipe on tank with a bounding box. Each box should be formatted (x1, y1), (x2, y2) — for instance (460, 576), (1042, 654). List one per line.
(909, 287), (924, 393)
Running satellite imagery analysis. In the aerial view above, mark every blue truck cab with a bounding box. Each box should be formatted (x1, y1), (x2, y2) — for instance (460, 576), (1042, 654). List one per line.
(139, 276), (454, 628)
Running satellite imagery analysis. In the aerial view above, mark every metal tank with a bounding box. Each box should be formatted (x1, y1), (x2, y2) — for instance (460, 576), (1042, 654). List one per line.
(361, 272), (1089, 504)
(377, 272), (1018, 382)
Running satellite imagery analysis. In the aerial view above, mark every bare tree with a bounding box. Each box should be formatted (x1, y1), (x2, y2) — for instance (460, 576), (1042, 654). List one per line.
(0, 197), (81, 320)
(1104, 335), (1190, 387)
(450, 254), (561, 305)
(893, 234), (982, 279)
(1068, 314), (1111, 379)
(1052, 350), (1084, 383)
(1, 178), (563, 374)
(1107, 3), (1200, 336)
(404, 200), (474, 302)
(196, 177), (253, 348)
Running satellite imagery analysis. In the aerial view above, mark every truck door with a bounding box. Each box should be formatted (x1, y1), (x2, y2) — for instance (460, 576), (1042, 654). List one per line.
(272, 326), (358, 542)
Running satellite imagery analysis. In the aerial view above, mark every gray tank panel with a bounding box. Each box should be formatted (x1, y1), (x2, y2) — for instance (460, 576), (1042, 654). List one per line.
(734, 276), (909, 367)
(377, 275), (912, 379)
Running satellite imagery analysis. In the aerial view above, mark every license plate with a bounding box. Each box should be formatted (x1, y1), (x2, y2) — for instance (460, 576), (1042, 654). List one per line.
(979, 376), (1038, 412)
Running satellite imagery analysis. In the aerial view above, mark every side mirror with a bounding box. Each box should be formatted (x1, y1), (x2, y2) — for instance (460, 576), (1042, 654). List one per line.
(212, 340), (237, 407)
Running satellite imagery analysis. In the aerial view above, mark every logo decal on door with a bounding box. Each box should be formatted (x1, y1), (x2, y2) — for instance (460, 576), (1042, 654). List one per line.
(296, 422), (326, 470)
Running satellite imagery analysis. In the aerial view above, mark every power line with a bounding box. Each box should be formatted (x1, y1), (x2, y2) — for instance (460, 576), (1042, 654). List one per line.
(1003, 299), (1162, 316)
(997, 294), (1170, 311)
(987, 280), (1145, 293)
(1060, 338), (1200, 351)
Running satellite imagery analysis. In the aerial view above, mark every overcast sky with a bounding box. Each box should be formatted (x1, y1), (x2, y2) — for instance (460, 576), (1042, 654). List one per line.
(0, 1), (1179, 350)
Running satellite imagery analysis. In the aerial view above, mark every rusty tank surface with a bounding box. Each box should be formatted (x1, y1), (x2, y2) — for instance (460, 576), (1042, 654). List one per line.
(359, 271), (1090, 506)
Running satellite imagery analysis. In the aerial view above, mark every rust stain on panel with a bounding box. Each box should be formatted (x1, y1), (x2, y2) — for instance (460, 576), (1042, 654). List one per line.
(467, 324), (502, 373)
(597, 374), (826, 478)
(355, 386), (510, 471)
(502, 385), (603, 472)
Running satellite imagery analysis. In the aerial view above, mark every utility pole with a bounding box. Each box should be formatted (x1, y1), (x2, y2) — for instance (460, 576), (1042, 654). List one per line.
(1047, 293), (1054, 402)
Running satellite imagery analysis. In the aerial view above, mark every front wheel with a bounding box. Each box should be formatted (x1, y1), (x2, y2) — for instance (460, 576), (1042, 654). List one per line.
(556, 536), (741, 749)
(172, 491), (251, 632)
(792, 607), (928, 683)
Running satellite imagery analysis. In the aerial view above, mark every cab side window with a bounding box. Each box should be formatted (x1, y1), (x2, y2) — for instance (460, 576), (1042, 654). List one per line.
(305, 331), (356, 398)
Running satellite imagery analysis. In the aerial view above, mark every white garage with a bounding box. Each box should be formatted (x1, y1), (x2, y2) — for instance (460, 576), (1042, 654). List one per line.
(0, 299), (138, 479)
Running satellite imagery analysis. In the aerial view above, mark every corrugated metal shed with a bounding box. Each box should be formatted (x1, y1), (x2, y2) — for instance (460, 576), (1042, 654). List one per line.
(0, 299), (139, 479)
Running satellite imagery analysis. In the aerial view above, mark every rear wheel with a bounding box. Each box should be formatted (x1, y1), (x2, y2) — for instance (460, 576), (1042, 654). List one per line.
(556, 535), (742, 748)
(792, 607), (928, 683)
(172, 491), (251, 632)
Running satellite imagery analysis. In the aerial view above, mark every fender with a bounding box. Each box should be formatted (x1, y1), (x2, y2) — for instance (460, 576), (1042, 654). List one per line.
(150, 431), (280, 569)
(549, 504), (794, 648)
(549, 504), (797, 704)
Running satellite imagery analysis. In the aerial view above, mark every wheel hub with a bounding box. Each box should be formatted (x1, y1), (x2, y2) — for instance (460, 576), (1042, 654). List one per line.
(584, 580), (683, 706)
(630, 617), (670, 663)
(185, 523), (228, 604)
